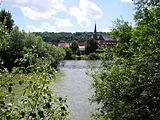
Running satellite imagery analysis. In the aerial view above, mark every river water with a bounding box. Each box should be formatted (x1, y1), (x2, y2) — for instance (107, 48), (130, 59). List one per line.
(50, 60), (101, 120)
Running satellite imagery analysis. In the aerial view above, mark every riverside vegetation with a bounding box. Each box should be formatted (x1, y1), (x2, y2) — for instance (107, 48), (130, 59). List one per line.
(90, 0), (160, 119)
(0, 10), (69, 119)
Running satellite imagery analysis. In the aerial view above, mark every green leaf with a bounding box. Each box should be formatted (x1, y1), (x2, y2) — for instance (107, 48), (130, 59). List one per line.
(20, 112), (25, 118)
(8, 86), (12, 93)
(61, 106), (66, 111)
(30, 112), (36, 118)
(45, 103), (51, 109)
(38, 110), (44, 118)
(19, 80), (23, 85)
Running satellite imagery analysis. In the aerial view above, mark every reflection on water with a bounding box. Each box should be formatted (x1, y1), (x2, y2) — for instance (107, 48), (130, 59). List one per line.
(50, 60), (101, 120)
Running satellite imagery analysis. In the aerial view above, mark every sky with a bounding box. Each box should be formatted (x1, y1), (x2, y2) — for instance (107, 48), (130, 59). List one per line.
(0, 0), (135, 33)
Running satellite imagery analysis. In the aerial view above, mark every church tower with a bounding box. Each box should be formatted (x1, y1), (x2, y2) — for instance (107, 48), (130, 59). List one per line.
(93, 23), (98, 40)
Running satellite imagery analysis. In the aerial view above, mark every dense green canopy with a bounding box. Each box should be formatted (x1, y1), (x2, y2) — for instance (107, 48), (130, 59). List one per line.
(91, 0), (160, 119)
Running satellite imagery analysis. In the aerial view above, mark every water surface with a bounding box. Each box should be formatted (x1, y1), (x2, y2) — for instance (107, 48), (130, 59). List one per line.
(50, 60), (100, 120)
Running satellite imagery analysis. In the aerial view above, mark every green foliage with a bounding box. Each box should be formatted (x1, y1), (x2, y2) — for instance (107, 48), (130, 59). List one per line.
(0, 51), (69, 120)
(70, 53), (101, 60)
(34, 32), (92, 43)
(100, 48), (114, 61)
(79, 55), (88, 60)
(85, 38), (98, 55)
(0, 22), (9, 51)
(88, 53), (100, 60)
(70, 40), (79, 55)
(0, 9), (14, 32)
(0, 26), (65, 70)
(91, 0), (160, 119)
(110, 19), (132, 59)
(33, 32), (108, 43)
(60, 40), (65, 43)
(0, 12), (68, 119)
(64, 47), (72, 60)
(71, 55), (81, 60)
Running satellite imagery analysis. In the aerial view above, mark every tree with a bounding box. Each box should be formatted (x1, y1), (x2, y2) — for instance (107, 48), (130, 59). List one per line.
(85, 38), (98, 55)
(64, 47), (72, 60)
(70, 40), (79, 55)
(0, 26), (65, 70)
(110, 19), (133, 59)
(0, 9), (14, 32)
(91, 0), (160, 119)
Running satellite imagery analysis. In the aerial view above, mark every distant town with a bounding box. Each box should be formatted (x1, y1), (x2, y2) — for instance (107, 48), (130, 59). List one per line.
(52, 24), (116, 52)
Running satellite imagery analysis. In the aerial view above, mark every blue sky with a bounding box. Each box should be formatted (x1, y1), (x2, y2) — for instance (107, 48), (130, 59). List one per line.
(0, 0), (135, 32)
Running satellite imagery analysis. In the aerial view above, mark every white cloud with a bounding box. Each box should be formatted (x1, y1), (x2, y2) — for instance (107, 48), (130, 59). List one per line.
(79, 0), (103, 19)
(55, 18), (73, 27)
(78, 17), (91, 28)
(69, 0), (103, 28)
(120, 0), (132, 2)
(26, 25), (43, 32)
(69, 6), (91, 28)
(100, 28), (111, 33)
(6, 0), (66, 20)
(26, 22), (56, 32)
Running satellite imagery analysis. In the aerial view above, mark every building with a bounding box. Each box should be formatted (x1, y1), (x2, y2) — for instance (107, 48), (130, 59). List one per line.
(92, 23), (116, 47)
(78, 41), (86, 51)
(58, 43), (70, 47)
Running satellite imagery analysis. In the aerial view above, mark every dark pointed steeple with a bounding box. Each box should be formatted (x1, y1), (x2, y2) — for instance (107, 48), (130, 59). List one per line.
(94, 23), (97, 34)
(93, 23), (97, 40)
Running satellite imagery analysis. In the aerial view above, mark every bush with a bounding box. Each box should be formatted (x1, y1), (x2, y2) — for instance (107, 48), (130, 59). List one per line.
(64, 47), (72, 60)
(88, 53), (100, 60)
(71, 55), (81, 60)
(79, 55), (88, 60)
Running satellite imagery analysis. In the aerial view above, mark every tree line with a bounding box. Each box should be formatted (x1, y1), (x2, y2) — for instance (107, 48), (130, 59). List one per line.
(33, 31), (107, 43)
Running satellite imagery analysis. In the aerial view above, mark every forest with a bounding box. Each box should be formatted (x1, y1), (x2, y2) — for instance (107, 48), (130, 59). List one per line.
(33, 31), (107, 43)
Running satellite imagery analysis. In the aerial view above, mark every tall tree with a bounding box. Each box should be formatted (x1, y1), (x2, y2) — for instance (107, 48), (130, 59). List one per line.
(0, 9), (14, 32)
(85, 38), (98, 55)
(70, 40), (79, 55)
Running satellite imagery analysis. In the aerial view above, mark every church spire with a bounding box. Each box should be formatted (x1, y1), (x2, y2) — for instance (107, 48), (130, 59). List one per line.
(93, 23), (98, 40)
(94, 23), (97, 34)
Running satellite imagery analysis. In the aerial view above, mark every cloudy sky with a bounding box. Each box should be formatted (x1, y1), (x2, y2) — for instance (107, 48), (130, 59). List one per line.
(0, 0), (135, 32)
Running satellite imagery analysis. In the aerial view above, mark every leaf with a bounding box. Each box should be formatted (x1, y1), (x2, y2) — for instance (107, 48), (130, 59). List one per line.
(19, 80), (23, 85)
(8, 86), (12, 93)
(61, 112), (65, 116)
(0, 100), (5, 106)
(30, 112), (36, 118)
(45, 103), (51, 109)
(20, 112), (25, 118)
(38, 110), (44, 118)
(61, 106), (66, 111)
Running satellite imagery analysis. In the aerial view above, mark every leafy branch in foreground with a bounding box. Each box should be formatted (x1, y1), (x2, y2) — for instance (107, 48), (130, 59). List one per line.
(0, 51), (69, 120)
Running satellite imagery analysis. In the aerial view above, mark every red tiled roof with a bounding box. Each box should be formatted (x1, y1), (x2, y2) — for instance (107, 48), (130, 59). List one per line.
(78, 41), (86, 46)
(98, 40), (116, 46)
(58, 43), (70, 47)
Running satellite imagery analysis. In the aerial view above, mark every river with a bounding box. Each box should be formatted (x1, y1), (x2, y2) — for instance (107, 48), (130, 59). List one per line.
(50, 60), (101, 120)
